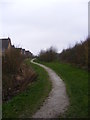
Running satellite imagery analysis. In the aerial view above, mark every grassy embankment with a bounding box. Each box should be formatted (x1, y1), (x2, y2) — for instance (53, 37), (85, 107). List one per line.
(36, 60), (88, 118)
(2, 59), (52, 118)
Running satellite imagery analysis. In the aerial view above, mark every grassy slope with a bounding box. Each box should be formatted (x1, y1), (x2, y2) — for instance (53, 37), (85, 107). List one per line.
(37, 60), (88, 118)
(2, 59), (52, 118)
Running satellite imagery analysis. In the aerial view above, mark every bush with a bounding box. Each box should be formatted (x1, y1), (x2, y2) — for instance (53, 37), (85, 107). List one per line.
(2, 47), (37, 102)
(59, 38), (89, 70)
(38, 47), (57, 62)
(2, 64), (37, 101)
(2, 47), (24, 74)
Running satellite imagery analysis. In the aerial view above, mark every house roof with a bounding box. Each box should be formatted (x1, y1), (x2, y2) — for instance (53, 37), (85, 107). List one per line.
(1, 38), (11, 50)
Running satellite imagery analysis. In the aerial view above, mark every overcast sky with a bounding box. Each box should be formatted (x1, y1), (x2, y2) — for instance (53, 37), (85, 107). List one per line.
(0, 0), (89, 55)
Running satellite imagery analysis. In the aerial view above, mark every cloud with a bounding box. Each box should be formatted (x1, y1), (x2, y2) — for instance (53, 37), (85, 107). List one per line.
(0, 0), (88, 55)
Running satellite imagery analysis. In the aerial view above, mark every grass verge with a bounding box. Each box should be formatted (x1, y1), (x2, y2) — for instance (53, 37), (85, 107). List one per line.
(36, 60), (89, 118)
(2, 59), (52, 118)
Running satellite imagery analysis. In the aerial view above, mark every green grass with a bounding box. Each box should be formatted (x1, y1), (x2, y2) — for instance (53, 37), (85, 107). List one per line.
(36, 60), (89, 118)
(2, 59), (52, 118)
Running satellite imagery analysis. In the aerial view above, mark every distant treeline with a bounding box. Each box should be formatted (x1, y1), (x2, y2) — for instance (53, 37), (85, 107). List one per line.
(38, 38), (89, 71)
(38, 47), (57, 62)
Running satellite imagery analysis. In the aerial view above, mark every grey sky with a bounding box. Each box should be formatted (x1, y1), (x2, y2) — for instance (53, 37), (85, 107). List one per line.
(0, 0), (89, 55)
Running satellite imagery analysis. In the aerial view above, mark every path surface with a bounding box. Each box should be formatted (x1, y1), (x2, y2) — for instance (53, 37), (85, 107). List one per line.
(31, 59), (69, 118)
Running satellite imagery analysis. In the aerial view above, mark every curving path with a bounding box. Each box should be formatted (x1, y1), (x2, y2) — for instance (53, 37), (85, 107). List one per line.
(31, 59), (69, 118)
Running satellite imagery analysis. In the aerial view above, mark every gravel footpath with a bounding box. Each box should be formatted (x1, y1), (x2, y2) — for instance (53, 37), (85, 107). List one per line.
(31, 59), (69, 118)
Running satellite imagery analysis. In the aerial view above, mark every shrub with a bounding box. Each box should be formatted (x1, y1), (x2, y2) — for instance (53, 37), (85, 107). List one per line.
(2, 47), (24, 74)
(2, 64), (37, 101)
(38, 47), (57, 62)
(2, 47), (37, 102)
(59, 38), (89, 70)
